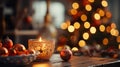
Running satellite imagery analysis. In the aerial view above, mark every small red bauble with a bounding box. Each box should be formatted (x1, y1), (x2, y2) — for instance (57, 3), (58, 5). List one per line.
(0, 47), (8, 56)
(60, 49), (72, 61)
(2, 37), (13, 50)
(26, 16), (32, 23)
(9, 48), (17, 56)
(13, 43), (26, 52)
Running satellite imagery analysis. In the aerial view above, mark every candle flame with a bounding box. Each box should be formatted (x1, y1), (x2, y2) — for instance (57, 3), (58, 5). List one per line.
(38, 37), (42, 42)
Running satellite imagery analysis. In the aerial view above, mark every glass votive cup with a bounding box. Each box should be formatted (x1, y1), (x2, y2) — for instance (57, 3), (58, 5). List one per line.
(28, 38), (55, 60)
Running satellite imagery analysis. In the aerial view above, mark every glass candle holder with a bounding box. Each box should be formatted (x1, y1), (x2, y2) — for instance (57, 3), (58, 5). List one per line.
(28, 37), (55, 60)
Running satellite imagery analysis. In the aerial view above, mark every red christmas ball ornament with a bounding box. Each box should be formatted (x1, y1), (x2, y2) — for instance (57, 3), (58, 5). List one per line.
(60, 49), (72, 61)
(2, 37), (13, 50)
(9, 48), (17, 56)
(0, 47), (9, 56)
(26, 16), (32, 23)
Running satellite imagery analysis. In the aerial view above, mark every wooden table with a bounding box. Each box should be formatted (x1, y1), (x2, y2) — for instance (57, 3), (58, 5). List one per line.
(0, 54), (120, 67)
(26, 54), (119, 67)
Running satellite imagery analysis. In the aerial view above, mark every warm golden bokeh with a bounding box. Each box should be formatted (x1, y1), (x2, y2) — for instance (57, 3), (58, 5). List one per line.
(103, 38), (109, 45)
(106, 11), (112, 18)
(90, 26), (96, 34)
(72, 2), (79, 9)
(61, 22), (68, 30)
(111, 23), (116, 29)
(88, 0), (94, 3)
(99, 25), (105, 32)
(101, 0), (108, 7)
(84, 21), (90, 29)
(110, 29), (119, 36)
(70, 9), (78, 15)
(74, 22), (80, 29)
(83, 32), (89, 40)
(94, 13), (101, 20)
(106, 26), (111, 33)
(79, 40), (86, 47)
(119, 44), (120, 49)
(72, 47), (79, 51)
(98, 9), (105, 16)
(116, 36), (120, 43)
(81, 14), (87, 21)
(66, 20), (71, 26)
(68, 25), (75, 32)
(85, 4), (92, 11)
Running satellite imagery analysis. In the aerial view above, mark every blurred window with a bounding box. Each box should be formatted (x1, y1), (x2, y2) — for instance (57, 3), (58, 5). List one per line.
(32, 1), (65, 28)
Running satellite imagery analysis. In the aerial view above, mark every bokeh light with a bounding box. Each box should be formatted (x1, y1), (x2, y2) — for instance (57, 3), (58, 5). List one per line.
(106, 11), (112, 18)
(66, 20), (71, 26)
(119, 44), (120, 49)
(98, 9), (105, 16)
(116, 36), (120, 43)
(72, 47), (79, 52)
(72, 2), (79, 9)
(94, 13), (101, 20)
(90, 26), (96, 34)
(74, 22), (80, 29)
(103, 38), (109, 45)
(85, 4), (92, 11)
(106, 26), (111, 33)
(99, 25), (105, 32)
(79, 40), (86, 47)
(83, 32), (89, 40)
(111, 23), (116, 29)
(81, 14), (87, 21)
(70, 9), (78, 15)
(110, 29), (119, 36)
(61, 22), (68, 30)
(84, 21), (90, 29)
(68, 25), (75, 32)
(101, 0), (108, 7)
(88, 0), (94, 3)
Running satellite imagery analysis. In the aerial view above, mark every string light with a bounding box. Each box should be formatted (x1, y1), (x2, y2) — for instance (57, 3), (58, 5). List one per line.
(61, 22), (68, 30)
(117, 36), (120, 43)
(90, 26), (96, 34)
(74, 22), (80, 29)
(98, 9), (105, 16)
(99, 25), (105, 32)
(101, 0), (108, 7)
(84, 21), (90, 29)
(66, 20), (71, 26)
(85, 4), (92, 11)
(83, 32), (89, 40)
(88, 0), (94, 3)
(68, 25), (75, 32)
(72, 2), (79, 9)
(81, 14), (87, 21)
(119, 44), (120, 49)
(110, 29), (119, 36)
(94, 13), (100, 20)
(111, 23), (116, 29)
(106, 11), (112, 18)
(106, 26), (111, 33)
(70, 9), (78, 15)
(79, 40), (86, 47)
(72, 47), (78, 52)
(103, 38), (109, 45)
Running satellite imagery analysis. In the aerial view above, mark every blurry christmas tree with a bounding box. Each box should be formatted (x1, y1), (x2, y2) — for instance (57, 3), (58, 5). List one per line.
(60, 0), (120, 53)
